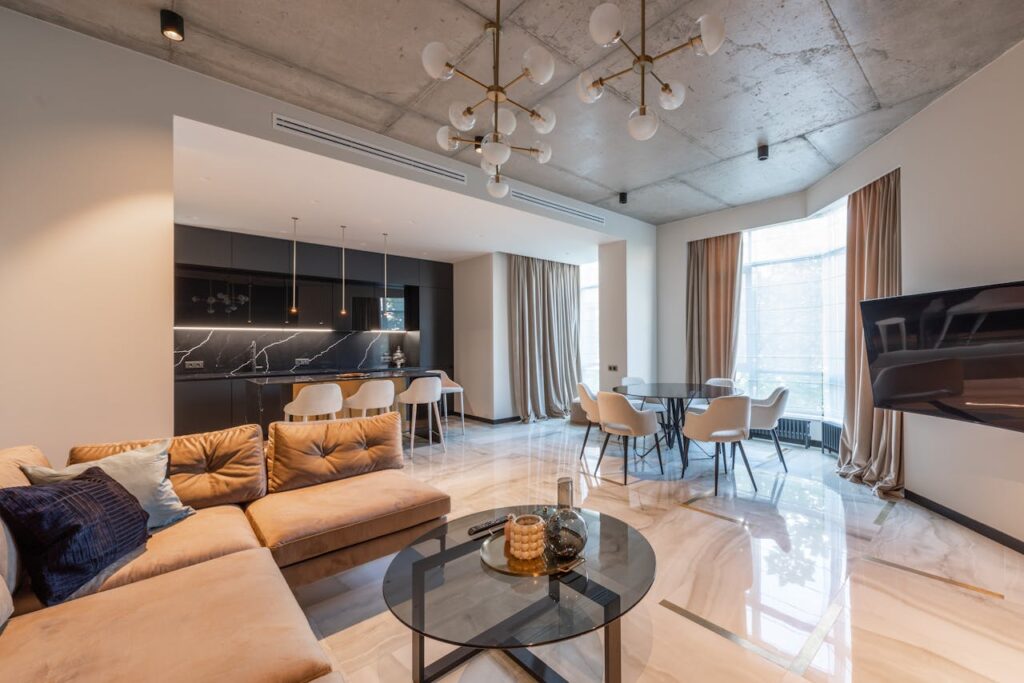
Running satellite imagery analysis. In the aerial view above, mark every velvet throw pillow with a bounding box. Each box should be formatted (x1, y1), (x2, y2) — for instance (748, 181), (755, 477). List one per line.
(22, 440), (194, 530)
(0, 467), (149, 606)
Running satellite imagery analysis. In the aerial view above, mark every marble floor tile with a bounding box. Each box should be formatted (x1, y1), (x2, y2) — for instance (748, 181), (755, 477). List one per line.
(297, 419), (1024, 682)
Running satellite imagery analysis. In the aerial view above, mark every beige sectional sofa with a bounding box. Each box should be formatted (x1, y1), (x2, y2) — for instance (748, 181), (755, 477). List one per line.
(0, 412), (450, 682)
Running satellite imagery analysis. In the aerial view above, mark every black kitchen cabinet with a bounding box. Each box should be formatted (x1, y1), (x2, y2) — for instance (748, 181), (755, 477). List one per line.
(296, 280), (333, 328)
(420, 260), (453, 289)
(175, 379), (233, 435)
(175, 225), (231, 268)
(388, 256), (420, 286)
(231, 233), (291, 273)
(418, 286), (453, 369)
(297, 242), (340, 279)
(345, 249), (384, 283)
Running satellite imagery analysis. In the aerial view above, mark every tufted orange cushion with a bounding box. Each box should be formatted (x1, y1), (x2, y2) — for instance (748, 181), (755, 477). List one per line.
(68, 425), (267, 509)
(266, 413), (403, 493)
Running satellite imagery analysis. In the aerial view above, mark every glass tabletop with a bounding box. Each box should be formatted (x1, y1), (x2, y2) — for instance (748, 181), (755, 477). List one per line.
(613, 382), (737, 400)
(382, 506), (656, 649)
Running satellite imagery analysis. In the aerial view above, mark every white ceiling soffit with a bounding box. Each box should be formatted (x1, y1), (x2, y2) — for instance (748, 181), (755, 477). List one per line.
(173, 118), (611, 264)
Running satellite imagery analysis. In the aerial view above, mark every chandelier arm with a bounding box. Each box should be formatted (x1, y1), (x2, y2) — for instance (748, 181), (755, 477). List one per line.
(504, 97), (537, 116)
(453, 67), (489, 90)
(652, 38), (696, 63)
(466, 96), (490, 113)
(597, 65), (633, 86)
(510, 145), (538, 153)
(649, 68), (666, 87)
(618, 36), (641, 60)
(503, 70), (527, 90)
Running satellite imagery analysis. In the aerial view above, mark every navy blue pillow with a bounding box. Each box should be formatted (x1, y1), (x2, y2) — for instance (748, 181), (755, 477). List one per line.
(0, 467), (149, 605)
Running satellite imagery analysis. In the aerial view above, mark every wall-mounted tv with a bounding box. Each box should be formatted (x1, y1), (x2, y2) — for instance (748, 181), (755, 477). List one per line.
(861, 280), (1024, 433)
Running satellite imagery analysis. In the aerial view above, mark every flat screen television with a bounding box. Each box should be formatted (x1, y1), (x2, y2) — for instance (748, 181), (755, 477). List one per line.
(861, 280), (1024, 433)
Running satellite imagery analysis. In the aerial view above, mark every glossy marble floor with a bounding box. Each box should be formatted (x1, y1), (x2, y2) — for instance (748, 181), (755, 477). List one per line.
(295, 419), (1024, 682)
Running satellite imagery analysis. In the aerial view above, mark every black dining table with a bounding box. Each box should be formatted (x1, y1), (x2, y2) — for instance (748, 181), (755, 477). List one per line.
(612, 383), (737, 474)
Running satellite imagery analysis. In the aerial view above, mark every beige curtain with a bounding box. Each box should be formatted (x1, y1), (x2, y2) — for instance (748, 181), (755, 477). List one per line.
(839, 169), (904, 494)
(685, 232), (742, 384)
(509, 255), (582, 422)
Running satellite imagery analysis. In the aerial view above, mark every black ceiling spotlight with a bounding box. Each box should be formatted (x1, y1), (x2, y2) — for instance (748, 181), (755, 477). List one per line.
(160, 9), (184, 42)
(757, 143), (769, 161)
(619, 192), (628, 204)
(473, 135), (484, 154)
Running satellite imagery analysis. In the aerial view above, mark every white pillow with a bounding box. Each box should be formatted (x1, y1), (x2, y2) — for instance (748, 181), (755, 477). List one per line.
(21, 440), (194, 530)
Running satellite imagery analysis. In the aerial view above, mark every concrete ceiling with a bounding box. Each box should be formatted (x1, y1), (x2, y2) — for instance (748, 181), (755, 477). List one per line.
(7, 0), (1024, 225)
(174, 117), (609, 265)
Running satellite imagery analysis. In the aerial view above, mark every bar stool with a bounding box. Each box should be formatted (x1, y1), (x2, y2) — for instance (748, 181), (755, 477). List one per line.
(283, 383), (343, 421)
(397, 376), (446, 454)
(344, 379), (395, 417)
(435, 370), (465, 436)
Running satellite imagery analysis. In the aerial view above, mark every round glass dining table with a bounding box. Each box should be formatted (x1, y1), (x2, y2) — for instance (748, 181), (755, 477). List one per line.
(612, 383), (737, 476)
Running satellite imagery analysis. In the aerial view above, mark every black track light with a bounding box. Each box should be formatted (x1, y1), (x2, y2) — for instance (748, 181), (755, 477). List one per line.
(161, 9), (184, 42)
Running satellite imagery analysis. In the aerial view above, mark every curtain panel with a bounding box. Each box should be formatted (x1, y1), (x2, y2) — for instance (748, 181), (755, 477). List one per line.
(685, 232), (743, 384)
(508, 254), (582, 422)
(839, 168), (904, 494)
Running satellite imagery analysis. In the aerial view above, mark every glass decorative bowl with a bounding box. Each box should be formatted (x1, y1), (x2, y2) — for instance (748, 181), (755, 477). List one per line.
(545, 507), (588, 560)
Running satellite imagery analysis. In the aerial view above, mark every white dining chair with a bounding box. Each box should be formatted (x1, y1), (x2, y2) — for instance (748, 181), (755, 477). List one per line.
(595, 391), (663, 485)
(344, 379), (395, 417)
(688, 377), (739, 415)
(577, 383), (601, 461)
(750, 387), (790, 471)
(682, 395), (756, 496)
(283, 383), (343, 422)
(397, 377), (446, 455)
(621, 376), (666, 412)
(435, 370), (465, 436)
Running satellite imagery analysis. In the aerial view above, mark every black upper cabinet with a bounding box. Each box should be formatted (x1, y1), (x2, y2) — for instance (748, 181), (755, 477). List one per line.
(420, 260), (453, 289)
(297, 242), (340, 279)
(387, 256), (420, 286)
(231, 233), (291, 273)
(345, 249), (384, 283)
(418, 286), (453, 369)
(296, 280), (333, 328)
(175, 225), (231, 268)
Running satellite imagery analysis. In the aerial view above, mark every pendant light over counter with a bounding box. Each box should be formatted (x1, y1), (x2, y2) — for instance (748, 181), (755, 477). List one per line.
(339, 225), (348, 317)
(288, 217), (299, 317)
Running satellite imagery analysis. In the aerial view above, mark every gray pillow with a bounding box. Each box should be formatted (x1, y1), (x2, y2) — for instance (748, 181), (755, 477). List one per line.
(20, 440), (194, 530)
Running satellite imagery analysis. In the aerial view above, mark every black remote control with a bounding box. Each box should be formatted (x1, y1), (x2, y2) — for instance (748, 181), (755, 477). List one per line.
(467, 516), (507, 536)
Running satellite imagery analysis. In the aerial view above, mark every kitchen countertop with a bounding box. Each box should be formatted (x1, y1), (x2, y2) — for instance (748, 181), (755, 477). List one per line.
(175, 367), (435, 383)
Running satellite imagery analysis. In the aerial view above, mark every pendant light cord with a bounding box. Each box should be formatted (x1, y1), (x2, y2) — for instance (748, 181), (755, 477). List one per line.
(340, 225), (347, 315)
(290, 217), (298, 313)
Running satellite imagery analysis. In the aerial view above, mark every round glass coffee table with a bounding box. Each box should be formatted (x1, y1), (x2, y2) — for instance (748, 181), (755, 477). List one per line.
(383, 506), (656, 683)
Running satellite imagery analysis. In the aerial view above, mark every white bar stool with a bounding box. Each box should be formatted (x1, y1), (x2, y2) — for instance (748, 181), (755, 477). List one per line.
(344, 379), (395, 417)
(397, 376), (446, 454)
(435, 370), (465, 436)
(283, 383), (343, 422)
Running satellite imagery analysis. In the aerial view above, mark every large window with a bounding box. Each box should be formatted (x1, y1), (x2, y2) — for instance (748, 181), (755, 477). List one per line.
(734, 201), (846, 421)
(580, 261), (600, 390)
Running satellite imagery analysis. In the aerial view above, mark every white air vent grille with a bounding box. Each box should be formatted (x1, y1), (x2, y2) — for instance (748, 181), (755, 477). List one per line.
(272, 114), (467, 184)
(510, 189), (606, 225)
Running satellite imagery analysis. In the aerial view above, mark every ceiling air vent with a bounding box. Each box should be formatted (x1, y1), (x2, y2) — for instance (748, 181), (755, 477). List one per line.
(510, 189), (606, 225)
(272, 114), (467, 184)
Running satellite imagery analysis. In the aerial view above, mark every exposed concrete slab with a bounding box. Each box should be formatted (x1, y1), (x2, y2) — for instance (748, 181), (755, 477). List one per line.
(384, 111), (451, 152)
(595, 178), (728, 225)
(828, 0), (1024, 106)
(456, 146), (614, 203)
(457, 0), (529, 21)
(805, 90), (942, 166)
(681, 137), (834, 206)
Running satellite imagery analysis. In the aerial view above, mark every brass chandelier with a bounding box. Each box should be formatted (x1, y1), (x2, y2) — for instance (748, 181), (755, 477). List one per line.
(577, 2), (725, 140)
(421, 0), (556, 199)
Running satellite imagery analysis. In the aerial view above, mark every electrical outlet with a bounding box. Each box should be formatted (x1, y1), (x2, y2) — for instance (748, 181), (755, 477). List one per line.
(294, 358), (311, 366)
(185, 360), (204, 370)
(607, 364), (618, 372)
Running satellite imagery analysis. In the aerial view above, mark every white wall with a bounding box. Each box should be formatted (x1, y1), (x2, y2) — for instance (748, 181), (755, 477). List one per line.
(599, 236), (658, 390)
(0, 9), (655, 458)
(491, 253), (514, 420)
(657, 40), (1024, 539)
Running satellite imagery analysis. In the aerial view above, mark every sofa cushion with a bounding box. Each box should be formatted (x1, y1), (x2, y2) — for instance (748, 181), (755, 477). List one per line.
(68, 424), (267, 509)
(0, 548), (334, 683)
(0, 575), (11, 628)
(246, 469), (450, 567)
(0, 468), (150, 606)
(0, 445), (50, 594)
(267, 412), (403, 493)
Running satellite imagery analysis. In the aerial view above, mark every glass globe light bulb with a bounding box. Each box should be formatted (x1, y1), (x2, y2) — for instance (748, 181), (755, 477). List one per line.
(448, 101), (476, 131)
(531, 141), (552, 164)
(589, 3), (623, 47)
(576, 70), (604, 104)
(530, 106), (556, 134)
(421, 41), (453, 79)
(481, 132), (512, 165)
(486, 175), (510, 199)
(695, 15), (725, 57)
(435, 125), (459, 152)
(492, 107), (517, 136)
(480, 158), (498, 175)
(522, 46), (555, 85)
(627, 107), (659, 141)
(658, 80), (686, 110)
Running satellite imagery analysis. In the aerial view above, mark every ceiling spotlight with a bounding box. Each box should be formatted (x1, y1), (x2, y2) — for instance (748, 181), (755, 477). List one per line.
(160, 9), (184, 42)
(758, 144), (769, 161)
(619, 192), (628, 205)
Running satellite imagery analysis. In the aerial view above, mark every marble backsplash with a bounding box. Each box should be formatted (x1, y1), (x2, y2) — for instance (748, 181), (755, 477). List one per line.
(173, 328), (414, 376)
